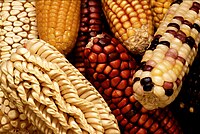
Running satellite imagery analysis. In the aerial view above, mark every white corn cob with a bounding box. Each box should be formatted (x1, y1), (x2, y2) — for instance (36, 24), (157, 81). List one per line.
(132, 0), (200, 110)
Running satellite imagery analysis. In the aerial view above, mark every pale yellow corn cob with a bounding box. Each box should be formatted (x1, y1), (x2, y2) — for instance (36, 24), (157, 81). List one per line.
(0, 0), (40, 133)
(35, 0), (81, 55)
(0, 39), (120, 134)
(151, 0), (174, 28)
(132, 0), (200, 110)
(101, 0), (154, 54)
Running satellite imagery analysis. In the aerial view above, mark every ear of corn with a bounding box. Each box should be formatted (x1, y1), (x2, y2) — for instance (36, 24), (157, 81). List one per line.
(0, 0), (39, 132)
(0, 38), (120, 134)
(35, 0), (81, 55)
(151, 0), (174, 29)
(84, 32), (183, 134)
(132, 0), (200, 110)
(101, 0), (154, 55)
(72, 0), (105, 75)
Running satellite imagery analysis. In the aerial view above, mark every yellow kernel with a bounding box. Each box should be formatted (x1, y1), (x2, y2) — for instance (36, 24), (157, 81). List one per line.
(116, 10), (124, 18)
(168, 70), (177, 81)
(137, 9), (144, 14)
(130, 17), (139, 24)
(126, 7), (134, 14)
(120, 1), (128, 7)
(113, 18), (119, 25)
(133, 21), (142, 28)
(151, 68), (163, 76)
(121, 33), (128, 41)
(131, 1), (139, 7)
(162, 72), (173, 82)
(129, 12), (137, 18)
(138, 13), (146, 19)
(134, 4), (142, 10)
(152, 76), (164, 86)
(123, 21), (131, 29)
(140, 18), (147, 24)
(118, 28), (126, 35)
(162, 60), (173, 70)
(112, 5), (118, 13)
(115, 23), (122, 30)
(127, 28), (135, 37)
(156, 63), (168, 73)
(120, 15), (129, 22)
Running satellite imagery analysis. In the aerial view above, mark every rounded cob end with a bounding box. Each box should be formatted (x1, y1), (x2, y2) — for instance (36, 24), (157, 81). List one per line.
(123, 25), (153, 55)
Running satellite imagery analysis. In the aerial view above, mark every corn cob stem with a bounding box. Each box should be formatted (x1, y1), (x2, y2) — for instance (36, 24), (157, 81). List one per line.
(101, 0), (154, 55)
(35, 0), (81, 55)
(132, 0), (200, 110)
(84, 32), (183, 134)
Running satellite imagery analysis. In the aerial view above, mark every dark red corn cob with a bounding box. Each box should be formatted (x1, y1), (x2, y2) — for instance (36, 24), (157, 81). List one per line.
(84, 33), (183, 134)
(70, 0), (105, 75)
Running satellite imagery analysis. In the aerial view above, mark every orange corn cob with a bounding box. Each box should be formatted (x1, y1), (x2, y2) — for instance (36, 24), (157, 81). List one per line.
(35, 0), (81, 55)
(151, 0), (174, 29)
(84, 33), (182, 134)
(101, 0), (154, 55)
(132, 0), (200, 110)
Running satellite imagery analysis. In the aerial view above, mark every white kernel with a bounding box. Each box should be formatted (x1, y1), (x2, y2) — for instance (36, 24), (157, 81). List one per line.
(12, 5), (24, 11)
(12, 43), (21, 48)
(20, 39), (28, 44)
(2, 3), (10, 7)
(5, 32), (15, 37)
(1, 29), (7, 35)
(5, 37), (13, 44)
(162, 72), (173, 82)
(3, 21), (12, 26)
(30, 21), (37, 26)
(152, 76), (164, 86)
(0, 41), (8, 47)
(17, 12), (27, 18)
(11, 1), (22, 6)
(0, 91), (4, 97)
(28, 11), (36, 17)
(2, 6), (11, 11)
(168, 70), (177, 81)
(140, 71), (151, 79)
(133, 81), (144, 96)
(13, 35), (22, 42)
(13, 27), (23, 33)
(4, 99), (9, 106)
(24, 3), (33, 8)
(31, 26), (37, 30)
(2, 11), (10, 20)
(29, 17), (36, 22)
(28, 34), (37, 39)
(17, 32), (27, 38)
(22, 24), (30, 31)
(4, 106), (10, 114)
(10, 9), (20, 16)
(153, 86), (165, 97)
(26, 7), (35, 12)
(20, 17), (30, 23)
(13, 21), (23, 27)
(7, 16), (17, 22)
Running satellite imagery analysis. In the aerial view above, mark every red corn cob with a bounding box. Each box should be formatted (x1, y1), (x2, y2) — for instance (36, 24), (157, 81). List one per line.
(84, 33), (183, 134)
(71, 0), (105, 75)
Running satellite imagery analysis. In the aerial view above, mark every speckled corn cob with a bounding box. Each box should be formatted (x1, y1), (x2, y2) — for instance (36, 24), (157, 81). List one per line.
(35, 0), (81, 55)
(132, 0), (200, 110)
(84, 33), (182, 134)
(0, 0), (40, 133)
(151, 0), (174, 29)
(0, 39), (120, 134)
(101, 0), (154, 54)
(72, 0), (104, 75)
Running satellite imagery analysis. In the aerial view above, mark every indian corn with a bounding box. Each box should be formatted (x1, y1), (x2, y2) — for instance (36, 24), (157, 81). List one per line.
(84, 33), (182, 134)
(0, 39), (120, 134)
(132, 0), (200, 110)
(35, 0), (81, 55)
(150, 0), (174, 29)
(72, 0), (105, 75)
(0, 0), (39, 132)
(101, 0), (154, 54)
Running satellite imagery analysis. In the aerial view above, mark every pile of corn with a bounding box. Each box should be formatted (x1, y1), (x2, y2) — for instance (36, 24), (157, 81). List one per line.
(0, 0), (200, 134)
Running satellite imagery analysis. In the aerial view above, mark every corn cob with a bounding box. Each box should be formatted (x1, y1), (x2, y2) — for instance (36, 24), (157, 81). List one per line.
(84, 32), (183, 134)
(71, 0), (105, 75)
(0, 38), (120, 134)
(0, 0), (40, 133)
(150, 0), (174, 29)
(101, 0), (154, 55)
(35, 0), (81, 55)
(132, 0), (200, 110)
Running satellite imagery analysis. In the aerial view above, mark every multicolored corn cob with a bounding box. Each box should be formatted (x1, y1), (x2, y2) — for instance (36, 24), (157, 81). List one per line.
(101, 0), (154, 55)
(132, 0), (200, 110)
(151, 0), (174, 29)
(84, 33), (183, 134)
(0, 0), (40, 133)
(35, 0), (81, 55)
(72, 0), (105, 75)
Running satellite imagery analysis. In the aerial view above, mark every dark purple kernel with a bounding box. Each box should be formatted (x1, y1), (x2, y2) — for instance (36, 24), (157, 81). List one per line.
(165, 89), (174, 96)
(173, 16), (184, 23)
(99, 38), (110, 46)
(138, 61), (146, 70)
(166, 30), (177, 36)
(175, 30), (186, 42)
(148, 37), (160, 50)
(143, 65), (153, 71)
(143, 83), (154, 91)
(167, 23), (180, 30)
(171, 0), (183, 5)
(159, 41), (170, 47)
(125, 109), (136, 119)
(108, 52), (120, 61)
(189, 6), (199, 14)
(140, 77), (152, 86)
(133, 77), (140, 83)
(193, 2), (200, 9)
(193, 23), (200, 32)
(185, 36), (195, 48)
(183, 20), (193, 28)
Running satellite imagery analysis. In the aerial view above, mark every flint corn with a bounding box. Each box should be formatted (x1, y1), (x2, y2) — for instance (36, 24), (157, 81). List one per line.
(132, 0), (200, 110)
(101, 0), (154, 54)
(35, 0), (81, 55)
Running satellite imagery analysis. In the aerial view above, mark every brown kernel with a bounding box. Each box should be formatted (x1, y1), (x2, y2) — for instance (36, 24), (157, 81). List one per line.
(112, 90), (123, 98)
(120, 70), (130, 79)
(121, 104), (132, 114)
(120, 52), (129, 60)
(103, 65), (112, 75)
(120, 118), (128, 127)
(117, 80), (127, 90)
(101, 79), (110, 89)
(120, 61), (129, 70)
(92, 44), (102, 53)
(130, 113), (140, 123)
(104, 87), (113, 97)
(98, 53), (107, 63)
(109, 69), (120, 78)
(111, 77), (121, 87)
(116, 44), (127, 53)
(163, 81), (173, 90)
(125, 87), (133, 96)
(112, 109), (121, 116)
(103, 44), (115, 54)
(96, 64), (106, 73)
(117, 98), (128, 108)
(116, 115), (124, 122)
(110, 59), (121, 68)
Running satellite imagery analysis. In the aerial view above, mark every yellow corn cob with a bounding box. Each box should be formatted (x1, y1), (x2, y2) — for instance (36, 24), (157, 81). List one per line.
(0, 0), (40, 133)
(0, 39), (120, 134)
(132, 0), (200, 110)
(101, 0), (154, 54)
(151, 0), (174, 28)
(35, 0), (81, 55)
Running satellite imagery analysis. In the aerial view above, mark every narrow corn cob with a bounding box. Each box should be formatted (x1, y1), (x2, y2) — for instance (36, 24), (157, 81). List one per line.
(0, 0), (40, 132)
(0, 39), (120, 134)
(150, 0), (174, 29)
(35, 0), (81, 55)
(101, 0), (154, 54)
(132, 0), (200, 110)
(71, 0), (105, 75)
(84, 33), (182, 134)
